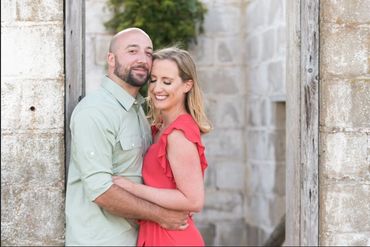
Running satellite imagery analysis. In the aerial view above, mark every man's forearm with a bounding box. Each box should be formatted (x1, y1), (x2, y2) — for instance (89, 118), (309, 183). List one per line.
(94, 184), (163, 222)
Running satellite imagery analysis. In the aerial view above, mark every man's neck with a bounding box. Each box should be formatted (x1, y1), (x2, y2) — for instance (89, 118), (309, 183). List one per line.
(107, 73), (139, 97)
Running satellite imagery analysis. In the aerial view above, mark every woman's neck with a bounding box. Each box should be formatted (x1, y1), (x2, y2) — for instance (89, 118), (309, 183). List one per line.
(161, 107), (187, 128)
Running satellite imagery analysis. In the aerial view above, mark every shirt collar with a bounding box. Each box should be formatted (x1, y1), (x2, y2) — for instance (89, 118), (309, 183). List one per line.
(102, 75), (145, 111)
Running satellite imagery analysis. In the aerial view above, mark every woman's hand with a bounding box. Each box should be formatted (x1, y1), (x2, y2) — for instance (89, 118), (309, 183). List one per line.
(112, 176), (134, 191)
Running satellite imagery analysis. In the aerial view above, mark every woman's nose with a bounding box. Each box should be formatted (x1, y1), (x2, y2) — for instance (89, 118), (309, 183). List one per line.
(150, 82), (162, 93)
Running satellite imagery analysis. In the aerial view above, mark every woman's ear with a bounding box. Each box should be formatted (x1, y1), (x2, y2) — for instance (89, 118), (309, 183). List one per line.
(183, 79), (194, 93)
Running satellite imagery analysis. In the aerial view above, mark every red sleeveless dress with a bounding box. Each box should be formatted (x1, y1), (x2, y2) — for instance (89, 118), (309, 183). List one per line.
(137, 114), (208, 246)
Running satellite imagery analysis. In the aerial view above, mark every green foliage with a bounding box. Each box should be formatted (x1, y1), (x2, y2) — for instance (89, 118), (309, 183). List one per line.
(104, 0), (207, 50)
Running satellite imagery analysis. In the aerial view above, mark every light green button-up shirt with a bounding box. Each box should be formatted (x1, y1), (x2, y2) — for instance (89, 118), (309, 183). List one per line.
(65, 76), (151, 246)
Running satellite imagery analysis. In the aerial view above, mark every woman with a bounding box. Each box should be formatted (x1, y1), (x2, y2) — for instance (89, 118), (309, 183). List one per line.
(113, 47), (212, 246)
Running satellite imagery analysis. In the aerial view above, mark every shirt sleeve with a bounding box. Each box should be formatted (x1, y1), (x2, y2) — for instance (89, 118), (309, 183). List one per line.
(70, 107), (115, 201)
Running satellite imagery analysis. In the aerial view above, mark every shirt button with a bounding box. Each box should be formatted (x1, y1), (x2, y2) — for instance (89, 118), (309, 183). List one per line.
(132, 144), (134, 147)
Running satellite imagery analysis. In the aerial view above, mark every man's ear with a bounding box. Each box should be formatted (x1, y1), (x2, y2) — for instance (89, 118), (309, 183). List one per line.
(184, 80), (194, 93)
(107, 52), (115, 67)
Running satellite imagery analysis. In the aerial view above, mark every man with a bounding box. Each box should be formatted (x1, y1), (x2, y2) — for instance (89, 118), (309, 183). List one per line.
(65, 28), (188, 246)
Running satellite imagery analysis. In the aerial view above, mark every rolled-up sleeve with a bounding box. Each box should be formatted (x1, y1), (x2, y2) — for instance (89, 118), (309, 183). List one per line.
(70, 108), (115, 201)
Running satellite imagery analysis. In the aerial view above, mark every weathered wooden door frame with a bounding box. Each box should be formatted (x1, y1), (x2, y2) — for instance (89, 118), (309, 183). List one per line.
(65, 0), (85, 175)
(286, 0), (319, 245)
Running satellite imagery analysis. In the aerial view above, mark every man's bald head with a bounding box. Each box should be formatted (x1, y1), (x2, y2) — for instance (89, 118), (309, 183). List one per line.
(109, 28), (152, 53)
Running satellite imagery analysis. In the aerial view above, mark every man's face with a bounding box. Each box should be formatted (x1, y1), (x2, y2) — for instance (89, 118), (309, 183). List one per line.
(113, 32), (153, 87)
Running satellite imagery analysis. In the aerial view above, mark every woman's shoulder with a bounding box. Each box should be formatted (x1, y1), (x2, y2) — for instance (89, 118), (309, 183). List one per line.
(165, 114), (200, 141)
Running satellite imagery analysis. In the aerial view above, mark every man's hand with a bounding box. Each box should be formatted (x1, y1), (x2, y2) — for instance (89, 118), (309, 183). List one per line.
(157, 209), (189, 230)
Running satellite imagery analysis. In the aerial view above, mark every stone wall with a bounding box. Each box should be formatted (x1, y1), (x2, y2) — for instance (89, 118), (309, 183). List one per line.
(1, 0), (65, 245)
(243, 0), (287, 244)
(319, 0), (370, 245)
(189, 0), (248, 245)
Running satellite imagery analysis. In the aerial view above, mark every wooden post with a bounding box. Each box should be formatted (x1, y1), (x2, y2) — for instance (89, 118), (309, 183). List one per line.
(65, 0), (85, 175)
(286, 0), (319, 245)
(300, 0), (319, 245)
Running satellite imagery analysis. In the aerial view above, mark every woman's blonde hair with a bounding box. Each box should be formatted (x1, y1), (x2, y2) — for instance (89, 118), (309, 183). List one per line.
(147, 47), (212, 134)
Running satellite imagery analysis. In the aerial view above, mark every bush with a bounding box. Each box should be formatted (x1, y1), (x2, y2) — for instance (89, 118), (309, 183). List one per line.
(104, 0), (207, 50)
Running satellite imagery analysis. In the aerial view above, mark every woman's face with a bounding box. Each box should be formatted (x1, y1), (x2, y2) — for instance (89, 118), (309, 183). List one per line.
(149, 59), (191, 113)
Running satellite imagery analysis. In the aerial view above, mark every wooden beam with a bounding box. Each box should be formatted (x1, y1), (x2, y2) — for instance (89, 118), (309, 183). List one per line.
(300, 0), (319, 245)
(65, 0), (85, 175)
(286, 0), (319, 245)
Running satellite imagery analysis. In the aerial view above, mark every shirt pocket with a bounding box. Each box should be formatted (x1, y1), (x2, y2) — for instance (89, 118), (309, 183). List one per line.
(112, 134), (143, 173)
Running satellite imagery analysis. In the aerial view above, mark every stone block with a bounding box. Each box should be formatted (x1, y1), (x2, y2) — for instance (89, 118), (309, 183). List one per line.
(215, 160), (245, 190)
(85, 69), (105, 94)
(244, 130), (274, 161)
(215, 37), (242, 65)
(267, 60), (285, 94)
(1, 133), (65, 186)
(203, 2), (241, 36)
(16, 0), (63, 21)
(248, 161), (275, 194)
(321, 79), (370, 128)
(320, 132), (369, 182)
(95, 34), (112, 65)
(1, 25), (63, 78)
(321, 25), (368, 77)
(203, 128), (244, 160)
(1, 0), (16, 22)
(1, 79), (64, 131)
(246, 65), (270, 95)
(198, 190), (243, 221)
(189, 36), (214, 66)
(247, 96), (268, 127)
(198, 67), (244, 95)
(86, 0), (113, 34)
(245, 34), (261, 66)
(320, 232), (370, 246)
(204, 95), (245, 128)
(1, 185), (65, 246)
(320, 184), (370, 233)
(276, 25), (286, 56)
(245, 0), (266, 32)
(321, 0), (370, 24)
(262, 29), (276, 60)
(203, 159), (216, 188)
(267, 0), (285, 25)
(268, 195), (285, 227)
(216, 219), (248, 246)
(244, 193), (273, 230)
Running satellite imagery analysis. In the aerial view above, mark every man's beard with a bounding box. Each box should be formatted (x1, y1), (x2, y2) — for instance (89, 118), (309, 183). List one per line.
(114, 61), (149, 88)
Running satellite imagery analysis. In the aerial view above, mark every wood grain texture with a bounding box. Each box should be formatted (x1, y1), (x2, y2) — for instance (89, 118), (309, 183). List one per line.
(286, 0), (302, 245)
(65, 0), (85, 174)
(286, 0), (319, 245)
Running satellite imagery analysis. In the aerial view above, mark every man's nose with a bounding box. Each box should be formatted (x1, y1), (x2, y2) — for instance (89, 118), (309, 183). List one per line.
(137, 52), (149, 64)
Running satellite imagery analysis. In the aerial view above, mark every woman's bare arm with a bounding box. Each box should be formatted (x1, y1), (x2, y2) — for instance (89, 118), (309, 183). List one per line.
(113, 130), (204, 212)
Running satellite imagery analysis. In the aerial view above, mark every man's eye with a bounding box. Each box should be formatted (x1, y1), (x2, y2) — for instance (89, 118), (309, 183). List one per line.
(147, 53), (153, 57)
(129, 50), (137, 54)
